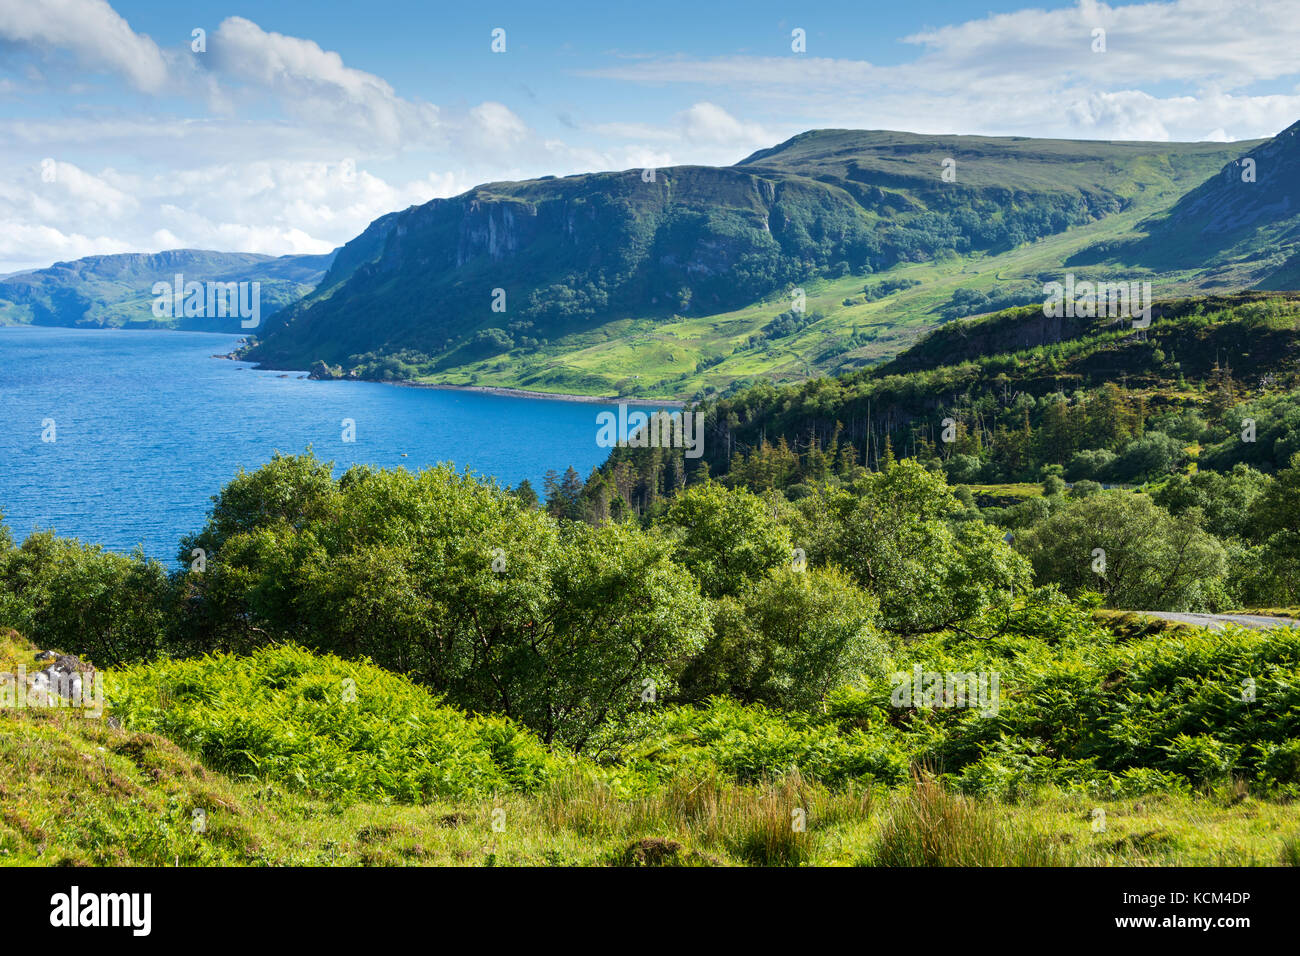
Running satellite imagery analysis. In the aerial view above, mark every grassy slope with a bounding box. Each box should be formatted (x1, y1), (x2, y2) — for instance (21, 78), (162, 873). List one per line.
(3, 629), (1298, 867)
(431, 142), (1259, 399)
(5, 706), (1297, 866)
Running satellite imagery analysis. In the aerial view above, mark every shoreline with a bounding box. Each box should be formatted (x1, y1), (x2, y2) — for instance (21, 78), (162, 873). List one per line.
(393, 381), (686, 408)
(222, 347), (688, 407)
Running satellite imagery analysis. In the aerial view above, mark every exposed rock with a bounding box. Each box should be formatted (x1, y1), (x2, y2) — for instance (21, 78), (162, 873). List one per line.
(30, 653), (95, 702)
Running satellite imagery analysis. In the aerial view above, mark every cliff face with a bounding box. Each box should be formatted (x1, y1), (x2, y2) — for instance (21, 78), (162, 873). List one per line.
(1163, 121), (1300, 237)
(246, 165), (867, 366)
(1129, 120), (1300, 277)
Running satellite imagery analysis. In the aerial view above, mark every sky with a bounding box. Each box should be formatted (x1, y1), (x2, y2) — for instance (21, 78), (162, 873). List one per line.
(2, 0), (1300, 273)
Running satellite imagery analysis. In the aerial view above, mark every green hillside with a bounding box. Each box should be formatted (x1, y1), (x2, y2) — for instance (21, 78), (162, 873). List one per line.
(591, 293), (1300, 499)
(238, 130), (1263, 396)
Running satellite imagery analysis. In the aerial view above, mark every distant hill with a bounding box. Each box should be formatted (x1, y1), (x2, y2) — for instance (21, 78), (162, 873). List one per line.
(0, 249), (335, 333)
(239, 130), (1258, 392)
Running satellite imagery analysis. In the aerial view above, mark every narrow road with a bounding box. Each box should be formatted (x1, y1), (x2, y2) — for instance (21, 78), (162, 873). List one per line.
(1135, 611), (1299, 631)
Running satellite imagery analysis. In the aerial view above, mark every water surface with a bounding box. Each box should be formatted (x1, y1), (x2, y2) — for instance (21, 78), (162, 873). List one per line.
(0, 327), (622, 560)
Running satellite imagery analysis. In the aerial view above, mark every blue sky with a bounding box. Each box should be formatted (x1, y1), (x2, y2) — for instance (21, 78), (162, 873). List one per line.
(3, 0), (1300, 273)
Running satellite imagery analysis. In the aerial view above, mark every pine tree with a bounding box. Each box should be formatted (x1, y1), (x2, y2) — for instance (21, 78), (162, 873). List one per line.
(558, 466), (585, 520)
(514, 478), (539, 509)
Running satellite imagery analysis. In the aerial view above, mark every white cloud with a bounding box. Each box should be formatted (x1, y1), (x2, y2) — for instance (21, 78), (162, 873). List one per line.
(585, 102), (775, 170)
(0, 221), (133, 269)
(0, 156), (463, 273)
(464, 101), (529, 151)
(678, 102), (768, 146)
(205, 17), (441, 148)
(0, 0), (168, 92)
(580, 0), (1300, 141)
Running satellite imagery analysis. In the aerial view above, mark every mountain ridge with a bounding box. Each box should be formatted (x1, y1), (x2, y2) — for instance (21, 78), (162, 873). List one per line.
(238, 126), (1267, 393)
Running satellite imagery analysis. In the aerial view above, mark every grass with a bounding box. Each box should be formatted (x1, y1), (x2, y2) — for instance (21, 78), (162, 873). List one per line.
(5, 628), (1299, 867)
(4, 702), (1298, 867)
(868, 772), (1072, 866)
(1241, 608), (1300, 619)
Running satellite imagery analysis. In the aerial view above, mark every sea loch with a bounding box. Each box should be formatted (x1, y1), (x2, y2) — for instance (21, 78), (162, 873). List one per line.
(0, 326), (626, 561)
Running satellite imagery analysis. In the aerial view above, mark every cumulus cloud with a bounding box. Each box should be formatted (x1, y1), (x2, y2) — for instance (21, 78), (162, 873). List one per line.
(204, 17), (441, 148)
(580, 0), (1300, 141)
(0, 4), (538, 271)
(464, 101), (529, 150)
(0, 156), (462, 273)
(678, 102), (768, 146)
(0, 0), (168, 92)
(0, 221), (133, 271)
(585, 102), (776, 169)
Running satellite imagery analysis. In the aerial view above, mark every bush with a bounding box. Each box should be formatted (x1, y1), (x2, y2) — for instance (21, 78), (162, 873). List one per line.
(680, 565), (883, 709)
(110, 644), (561, 802)
(1016, 492), (1228, 610)
(0, 532), (170, 667)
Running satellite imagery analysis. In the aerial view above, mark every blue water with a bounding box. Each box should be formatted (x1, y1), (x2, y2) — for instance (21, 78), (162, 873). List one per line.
(0, 326), (624, 561)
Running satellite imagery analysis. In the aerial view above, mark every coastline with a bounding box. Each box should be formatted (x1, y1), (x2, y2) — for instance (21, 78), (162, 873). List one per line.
(222, 346), (688, 407)
(395, 380), (686, 408)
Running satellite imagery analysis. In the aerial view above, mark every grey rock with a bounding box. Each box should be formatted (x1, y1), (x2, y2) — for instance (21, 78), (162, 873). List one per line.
(30, 653), (95, 701)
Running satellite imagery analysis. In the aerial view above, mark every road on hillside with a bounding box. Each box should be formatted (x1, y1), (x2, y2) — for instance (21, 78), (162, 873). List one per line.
(1136, 611), (1299, 631)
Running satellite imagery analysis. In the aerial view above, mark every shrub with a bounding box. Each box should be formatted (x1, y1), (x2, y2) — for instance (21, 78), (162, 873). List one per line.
(109, 644), (562, 803)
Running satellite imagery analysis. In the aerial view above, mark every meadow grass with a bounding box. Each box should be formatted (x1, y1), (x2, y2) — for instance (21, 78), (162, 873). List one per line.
(3, 705), (1297, 867)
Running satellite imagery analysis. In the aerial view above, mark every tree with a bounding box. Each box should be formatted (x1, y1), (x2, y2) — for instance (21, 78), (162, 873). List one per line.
(179, 450), (338, 563)
(544, 466), (584, 520)
(1017, 492), (1229, 611)
(539, 522), (710, 748)
(0, 532), (170, 666)
(1240, 454), (1300, 604)
(513, 478), (540, 509)
(171, 458), (711, 751)
(1152, 464), (1270, 540)
(1107, 432), (1186, 482)
(680, 565), (882, 709)
(790, 461), (1030, 634)
(654, 482), (792, 599)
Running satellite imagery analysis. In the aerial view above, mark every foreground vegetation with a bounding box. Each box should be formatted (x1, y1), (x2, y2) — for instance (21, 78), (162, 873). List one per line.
(3, 628), (1298, 867)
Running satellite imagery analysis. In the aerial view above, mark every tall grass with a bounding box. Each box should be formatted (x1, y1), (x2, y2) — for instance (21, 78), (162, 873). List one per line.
(1280, 835), (1300, 866)
(867, 773), (1073, 866)
(531, 767), (872, 865)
